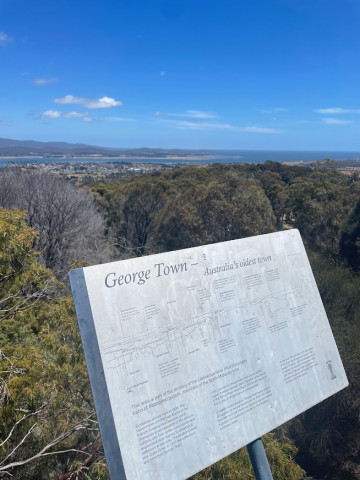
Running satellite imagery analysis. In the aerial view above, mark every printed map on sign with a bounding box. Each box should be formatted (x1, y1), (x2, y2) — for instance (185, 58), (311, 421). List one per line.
(101, 254), (317, 393)
(70, 229), (348, 480)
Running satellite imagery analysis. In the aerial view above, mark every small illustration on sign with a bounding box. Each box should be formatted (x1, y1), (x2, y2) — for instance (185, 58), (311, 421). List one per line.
(326, 360), (336, 380)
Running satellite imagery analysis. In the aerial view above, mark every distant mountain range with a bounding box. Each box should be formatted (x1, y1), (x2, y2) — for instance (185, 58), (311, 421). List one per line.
(0, 138), (208, 158)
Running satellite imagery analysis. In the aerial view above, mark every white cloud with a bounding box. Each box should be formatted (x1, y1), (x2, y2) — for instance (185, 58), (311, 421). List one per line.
(33, 77), (58, 86)
(260, 107), (288, 114)
(42, 110), (103, 122)
(186, 110), (218, 119)
(171, 120), (282, 133)
(42, 110), (62, 119)
(42, 110), (86, 119)
(242, 126), (283, 133)
(65, 111), (87, 118)
(0, 31), (12, 46)
(54, 94), (123, 109)
(157, 110), (282, 133)
(315, 107), (360, 114)
(156, 110), (219, 119)
(106, 116), (135, 122)
(321, 117), (353, 125)
(174, 121), (231, 130)
(82, 116), (105, 122)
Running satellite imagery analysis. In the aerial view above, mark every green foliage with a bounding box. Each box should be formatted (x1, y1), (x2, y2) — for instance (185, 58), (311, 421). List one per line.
(191, 434), (304, 480)
(286, 254), (360, 479)
(157, 171), (276, 250)
(0, 208), (56, 321)
(341, 199), (360, 270)
(287, 172), (355, 255)
(90, 162), (360, 479)
(0, 209), (107, 479)
(92, 162), (360, 261)
(2, 161), (360, 479)
(93, 176), (167, 255)
(93, 165), (277, 255)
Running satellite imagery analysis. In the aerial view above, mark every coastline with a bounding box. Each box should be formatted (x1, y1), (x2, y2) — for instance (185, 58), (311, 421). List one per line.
(0, 155), (214, 161)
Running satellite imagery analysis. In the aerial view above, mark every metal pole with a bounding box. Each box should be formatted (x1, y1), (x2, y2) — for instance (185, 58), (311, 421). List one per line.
(246, 438), (274, 480)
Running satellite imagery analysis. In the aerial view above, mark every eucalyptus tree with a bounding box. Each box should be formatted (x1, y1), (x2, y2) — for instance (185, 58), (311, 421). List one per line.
(0, 168), (108, 278)
(0, 208), (107, 479)
(156, 171), (276, 250)
(341, 199), (360, 269)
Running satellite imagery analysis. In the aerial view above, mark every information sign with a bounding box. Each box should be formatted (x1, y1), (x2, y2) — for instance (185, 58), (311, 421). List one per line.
(69, 229), (348, 480)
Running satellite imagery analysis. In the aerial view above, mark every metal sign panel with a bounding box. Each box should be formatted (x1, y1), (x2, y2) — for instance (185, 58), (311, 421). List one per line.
(69, 229), (348, 480)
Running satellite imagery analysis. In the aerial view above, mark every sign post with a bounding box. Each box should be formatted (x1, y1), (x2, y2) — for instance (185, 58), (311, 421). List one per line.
(70, 229), (348, 480)
(247, 439), (274, 480)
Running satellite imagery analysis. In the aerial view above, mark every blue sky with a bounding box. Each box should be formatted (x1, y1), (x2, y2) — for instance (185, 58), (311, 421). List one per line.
(1, 0), (360, 150)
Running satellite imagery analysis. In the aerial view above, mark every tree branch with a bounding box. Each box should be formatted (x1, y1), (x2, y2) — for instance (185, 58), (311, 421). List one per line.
(0, 417), (93, 474)
(0, 407), (43, 448)
(0, 424), (38, 467)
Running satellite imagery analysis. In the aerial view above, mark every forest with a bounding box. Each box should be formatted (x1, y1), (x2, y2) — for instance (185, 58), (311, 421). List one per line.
(0, 161), (360, 479)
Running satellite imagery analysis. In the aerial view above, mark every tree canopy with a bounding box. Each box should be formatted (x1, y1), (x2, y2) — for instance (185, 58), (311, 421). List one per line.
(0, 169), (108, 278)
(0, 208), (108, 479)
(2, 160), (360, 479)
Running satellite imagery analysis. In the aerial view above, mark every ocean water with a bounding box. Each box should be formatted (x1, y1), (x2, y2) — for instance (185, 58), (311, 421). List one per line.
(1, 150), (360, 167)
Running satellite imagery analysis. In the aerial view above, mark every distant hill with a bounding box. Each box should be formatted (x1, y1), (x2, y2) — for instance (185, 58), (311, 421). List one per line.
(0, 138), (207, 158)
